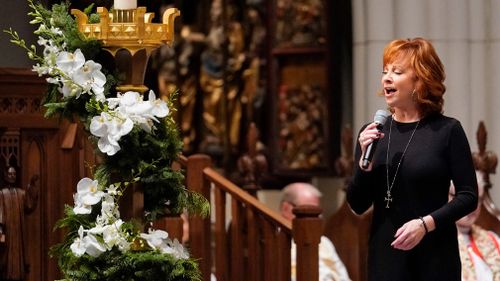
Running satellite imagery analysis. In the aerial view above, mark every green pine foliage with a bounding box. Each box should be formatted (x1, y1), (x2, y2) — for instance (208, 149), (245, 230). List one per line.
(57, 250), (201, 281)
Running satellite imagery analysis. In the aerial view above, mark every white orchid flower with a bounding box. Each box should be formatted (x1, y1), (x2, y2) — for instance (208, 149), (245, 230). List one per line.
(107, 116), (134, 139)
(140, 229), (169, 250)
(88, 223), (105, 235)
(76, 178), (104, 206)
(90, 112), (111, 137)
(148, 90), (169, 118)
(97, 116), (133, 156)
(108, 92), (142, 113)
(106, 93), (127, 109)
(118, 91), (154, 117)
(32, 37), (60, 77)
(124, 110), (157, 133)
(60, 80), (82, 98)
(45, 77), (60, 84)
(73, 193), (92, 214)
(164, 239), (189, 259)
(110, 90), (170, 134)
(37, 37), (48, 46)
(106, 184), (119, 195)
(33, 63), (49, 76)
(97, 136), (121, 156)
(56, 49), (85, 75)
(108, 91), (166, 127)
(50, 26), (63, 35)
(101, 194), (119, 221)
(116, 237), (131, 253)
(83, 233), (106, 257)
(72, 60), (106, 100)
(50, 48), (108, 101)
(137, 117), (154, 133)
(106, 96), (121, 109)
(70, 226), (87, 257)
(119, 91), (142, 107)
(101, 193), (115, 205)
(94, 91), (106, 102)
(90, 112), (133, 156)
(95, 215), (110, 228)
(124, 101), (153, 117)
(116, 93), (154, 119)
(102, 219), (125, 248)
(41, 39), (60, 60)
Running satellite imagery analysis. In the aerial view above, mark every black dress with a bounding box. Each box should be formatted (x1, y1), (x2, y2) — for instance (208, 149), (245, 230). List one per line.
(347, 113), (478, 281)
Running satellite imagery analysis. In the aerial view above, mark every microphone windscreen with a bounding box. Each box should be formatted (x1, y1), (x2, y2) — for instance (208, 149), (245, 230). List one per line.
(373, 109), (391, 125)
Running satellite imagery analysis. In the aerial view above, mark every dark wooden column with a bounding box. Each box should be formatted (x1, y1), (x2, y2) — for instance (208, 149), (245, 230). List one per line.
(186, 154), (212, 281)
(292, 205), (322, 281)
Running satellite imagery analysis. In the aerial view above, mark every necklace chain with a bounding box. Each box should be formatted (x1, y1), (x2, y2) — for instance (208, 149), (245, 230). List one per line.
(385, 117), (420, 208)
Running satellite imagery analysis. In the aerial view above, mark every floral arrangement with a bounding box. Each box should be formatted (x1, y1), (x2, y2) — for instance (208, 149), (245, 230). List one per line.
(6, 1), (209, 280)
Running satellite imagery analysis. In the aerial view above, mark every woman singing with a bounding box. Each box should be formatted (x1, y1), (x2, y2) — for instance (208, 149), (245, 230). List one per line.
(347, 38), (478, 281)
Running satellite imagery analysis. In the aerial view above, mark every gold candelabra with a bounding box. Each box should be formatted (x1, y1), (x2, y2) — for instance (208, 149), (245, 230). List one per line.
(71, 6), (180, 93)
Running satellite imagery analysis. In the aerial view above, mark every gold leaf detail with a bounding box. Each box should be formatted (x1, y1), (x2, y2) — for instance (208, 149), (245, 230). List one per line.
(111, 26), (121, 36)
(125, 26), (135, 36)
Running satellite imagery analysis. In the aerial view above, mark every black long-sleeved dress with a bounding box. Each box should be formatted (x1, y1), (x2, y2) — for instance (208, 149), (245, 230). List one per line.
(347, 113), (478, 281)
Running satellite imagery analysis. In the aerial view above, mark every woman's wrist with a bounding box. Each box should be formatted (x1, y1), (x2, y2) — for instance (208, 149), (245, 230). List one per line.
(418, 217), (429, 234)
(422, 215), (436, 232)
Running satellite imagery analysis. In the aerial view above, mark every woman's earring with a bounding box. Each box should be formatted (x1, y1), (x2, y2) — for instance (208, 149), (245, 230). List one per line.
(412, 89), (417, 100)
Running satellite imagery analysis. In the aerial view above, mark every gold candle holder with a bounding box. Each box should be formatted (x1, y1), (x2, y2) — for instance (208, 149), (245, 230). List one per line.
(71, 7), (180, 93)
(112, 9), (136, 23)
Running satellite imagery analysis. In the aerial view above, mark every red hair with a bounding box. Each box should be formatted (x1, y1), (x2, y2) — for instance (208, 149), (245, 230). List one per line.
(382, 38), (446, 116)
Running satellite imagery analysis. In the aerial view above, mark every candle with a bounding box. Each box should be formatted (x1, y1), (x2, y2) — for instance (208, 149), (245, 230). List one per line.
(114, 0), (137, 10)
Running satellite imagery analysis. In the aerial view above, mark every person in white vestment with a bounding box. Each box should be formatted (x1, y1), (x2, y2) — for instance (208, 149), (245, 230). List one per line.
(280, 182), (351, 281)
(450, 171), (500, 281)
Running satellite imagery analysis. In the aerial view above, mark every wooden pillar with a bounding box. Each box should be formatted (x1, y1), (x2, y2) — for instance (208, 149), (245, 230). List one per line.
(186, 154), (212, 281)
(214, 187), (227, 281)
(120, 182), (144, 223)
(292, 205), (322, 281)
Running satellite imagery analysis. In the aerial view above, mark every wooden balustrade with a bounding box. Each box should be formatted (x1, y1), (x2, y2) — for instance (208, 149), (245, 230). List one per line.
(174, 154), (322, 281)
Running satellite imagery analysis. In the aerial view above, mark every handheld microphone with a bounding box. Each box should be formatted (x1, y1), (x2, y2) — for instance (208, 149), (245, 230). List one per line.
(361, 110), (391, 169)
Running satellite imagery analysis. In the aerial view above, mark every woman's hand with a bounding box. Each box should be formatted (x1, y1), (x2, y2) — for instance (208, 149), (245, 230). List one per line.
(358, 122), (384, 171)
(391, 216), (435, 250)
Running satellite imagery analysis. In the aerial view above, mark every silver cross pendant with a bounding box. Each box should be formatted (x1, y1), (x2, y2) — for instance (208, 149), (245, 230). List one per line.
(384, 190), (393, 208)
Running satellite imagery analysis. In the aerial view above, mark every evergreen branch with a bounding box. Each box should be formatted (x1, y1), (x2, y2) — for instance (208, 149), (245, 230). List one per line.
(44, 102), (68, 118)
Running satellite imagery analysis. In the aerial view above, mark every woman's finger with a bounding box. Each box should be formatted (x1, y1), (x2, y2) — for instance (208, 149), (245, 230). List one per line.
(392, 220), (426, 250)
(391, 229), (408, 247)
(394, 224), (406, 237)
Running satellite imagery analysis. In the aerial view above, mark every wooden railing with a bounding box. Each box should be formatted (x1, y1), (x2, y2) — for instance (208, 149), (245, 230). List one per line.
(175, 154), (323, 281)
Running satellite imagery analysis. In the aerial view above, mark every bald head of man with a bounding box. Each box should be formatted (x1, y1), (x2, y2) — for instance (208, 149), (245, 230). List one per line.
(280, 182), (322, 221)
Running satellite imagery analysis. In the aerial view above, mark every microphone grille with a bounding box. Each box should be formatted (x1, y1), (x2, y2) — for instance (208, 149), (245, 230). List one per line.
(373, 109), (391, 125)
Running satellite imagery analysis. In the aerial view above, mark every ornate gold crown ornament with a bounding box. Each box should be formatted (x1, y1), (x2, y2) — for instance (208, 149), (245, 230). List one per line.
(71, 3), (180, 93)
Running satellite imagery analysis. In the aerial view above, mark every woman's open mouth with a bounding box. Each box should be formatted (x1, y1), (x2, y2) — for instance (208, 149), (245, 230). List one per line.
(384, 87), (397, 96)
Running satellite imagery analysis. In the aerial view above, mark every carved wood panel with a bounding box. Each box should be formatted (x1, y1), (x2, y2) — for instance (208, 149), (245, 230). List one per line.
(0, 129), (20, 168)
(0, 68), (95, 281)
(22, 131), (44, 281)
